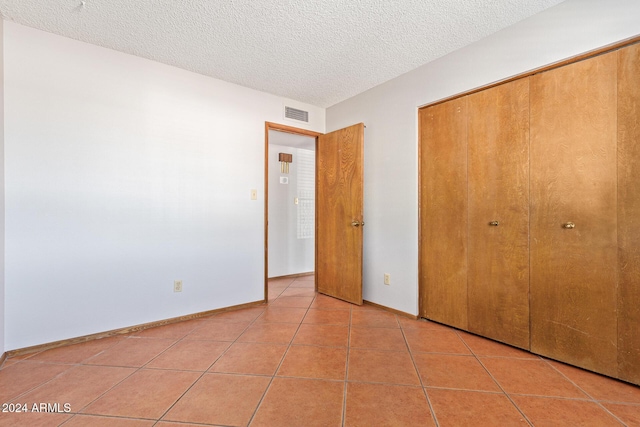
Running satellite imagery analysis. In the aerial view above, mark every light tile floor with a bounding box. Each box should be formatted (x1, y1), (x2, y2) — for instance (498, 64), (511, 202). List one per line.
(1, 274), (639, 426)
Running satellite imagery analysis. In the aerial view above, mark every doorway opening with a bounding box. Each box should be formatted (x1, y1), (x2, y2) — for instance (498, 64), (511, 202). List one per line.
(264, 123), (321, 301)
(264, 121), (365, 304)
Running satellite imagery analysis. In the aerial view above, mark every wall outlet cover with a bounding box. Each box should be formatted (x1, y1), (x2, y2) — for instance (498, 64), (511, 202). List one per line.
(174, 280), (183, 292)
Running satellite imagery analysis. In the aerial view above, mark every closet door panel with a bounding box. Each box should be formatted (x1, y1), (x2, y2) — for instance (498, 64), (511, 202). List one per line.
(530, 52), (618, 376)
(467, 79), (530, 349)
(419, 98), (468, 329)
(618, 43), (640, 384)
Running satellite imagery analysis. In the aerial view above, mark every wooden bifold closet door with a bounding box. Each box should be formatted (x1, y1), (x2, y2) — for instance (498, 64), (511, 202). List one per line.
(529, 52), (618, 376)
(467, 79), (530, 349)
(419, 98), (468, 330)
(419, 79), (530, 347)
(419, 40), (640, 385)
(617, 42), (640, 385)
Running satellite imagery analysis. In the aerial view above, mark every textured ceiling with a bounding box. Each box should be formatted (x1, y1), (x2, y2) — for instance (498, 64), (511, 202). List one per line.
(0, 0), (564, 107)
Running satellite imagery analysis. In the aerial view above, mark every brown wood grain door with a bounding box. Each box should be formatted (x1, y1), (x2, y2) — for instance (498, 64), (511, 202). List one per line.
(419, 98), (468, 329)
(618, 43), (640, 385)
(316, 123), (364, 305)
(530, 52), (618, 376)
(467, 79), (530, 349)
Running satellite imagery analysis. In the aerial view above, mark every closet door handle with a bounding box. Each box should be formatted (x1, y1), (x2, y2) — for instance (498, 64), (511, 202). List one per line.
(563, 222), (575, 229)
(489, 221), (499, 226)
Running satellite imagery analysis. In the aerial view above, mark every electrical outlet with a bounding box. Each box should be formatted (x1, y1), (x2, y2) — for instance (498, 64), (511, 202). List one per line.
(384, 273), (391, 285)
(251, 189), (258, 200)
(174, 280), (183, 292)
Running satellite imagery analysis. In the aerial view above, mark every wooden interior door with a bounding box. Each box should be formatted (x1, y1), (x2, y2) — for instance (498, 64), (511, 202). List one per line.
(419, 98), (468, 329)
(617, 42), (640, 384)
(530, 52), (618, 376)
(467, 79), (530, 349)
(316, 123), (364, 305)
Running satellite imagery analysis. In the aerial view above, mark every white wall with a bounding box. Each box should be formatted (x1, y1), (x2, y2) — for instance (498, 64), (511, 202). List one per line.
(267, 144), (315, 277)
(326, 0), (640, 315)
(3, 21), (324, 350)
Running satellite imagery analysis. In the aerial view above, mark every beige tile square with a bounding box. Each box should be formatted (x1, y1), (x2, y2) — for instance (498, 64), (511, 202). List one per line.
(237, 323), (299, 344)
(302, 309), (351, 326)
(414, 353), (500, 392)
(549, 360), (640, 404)
(210, 342), (287, 375)
(481, 357), (587, 399)
(185, 321), (249, 341)
(310, 295), (352, 310)
(427, 389), (528, 426)
(145, 340), (229, 371)
(403, 328), (471, 354)
(0, 361), (70, 402)
(350, 327), (406, 351)
(345, 382), (435, 427)
(82, 369), (199, 419)
(255, 307), (308, 324)
(85, 337), (176, 367)
(348, 349), (420, 386)
(163, 373), (270, 426)
(15, 365), (135, 411)
(251, 377), (344, 427)
(512, 395), (624, 427)
(293, 324), (349, 347)
(277, 345), (347, 380)
(269, 296), (314, 308)
(351, 310), (399, 328)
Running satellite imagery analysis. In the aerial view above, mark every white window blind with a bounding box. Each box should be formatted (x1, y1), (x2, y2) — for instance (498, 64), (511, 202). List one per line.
(296, 149), (315, 239)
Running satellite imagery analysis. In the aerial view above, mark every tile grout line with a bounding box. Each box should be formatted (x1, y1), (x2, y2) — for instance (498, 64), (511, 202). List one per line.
(70, 315), (223, 421)
(4, 334), (133, 406)
(152, 304), (268, 424)
(246, 277), (315, 426)
(4, 362), (76, 405)
(399, 319), (440, 427)
(454, 330), (535, 427)
(158, 305), (271, 423)
(542, 358), (631, 426)
(58, 332), (205, 425)
(59, 413), (160, 426)
(60, 364), (144, 423)
(154, 311), (264, 424)
(9, 338), (147, 422)
(341, 305), (353, 427)
(72, 312), (256, 423)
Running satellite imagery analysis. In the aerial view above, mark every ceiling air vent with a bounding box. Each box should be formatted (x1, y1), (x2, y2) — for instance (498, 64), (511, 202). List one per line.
(285, 106), (309, 123)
